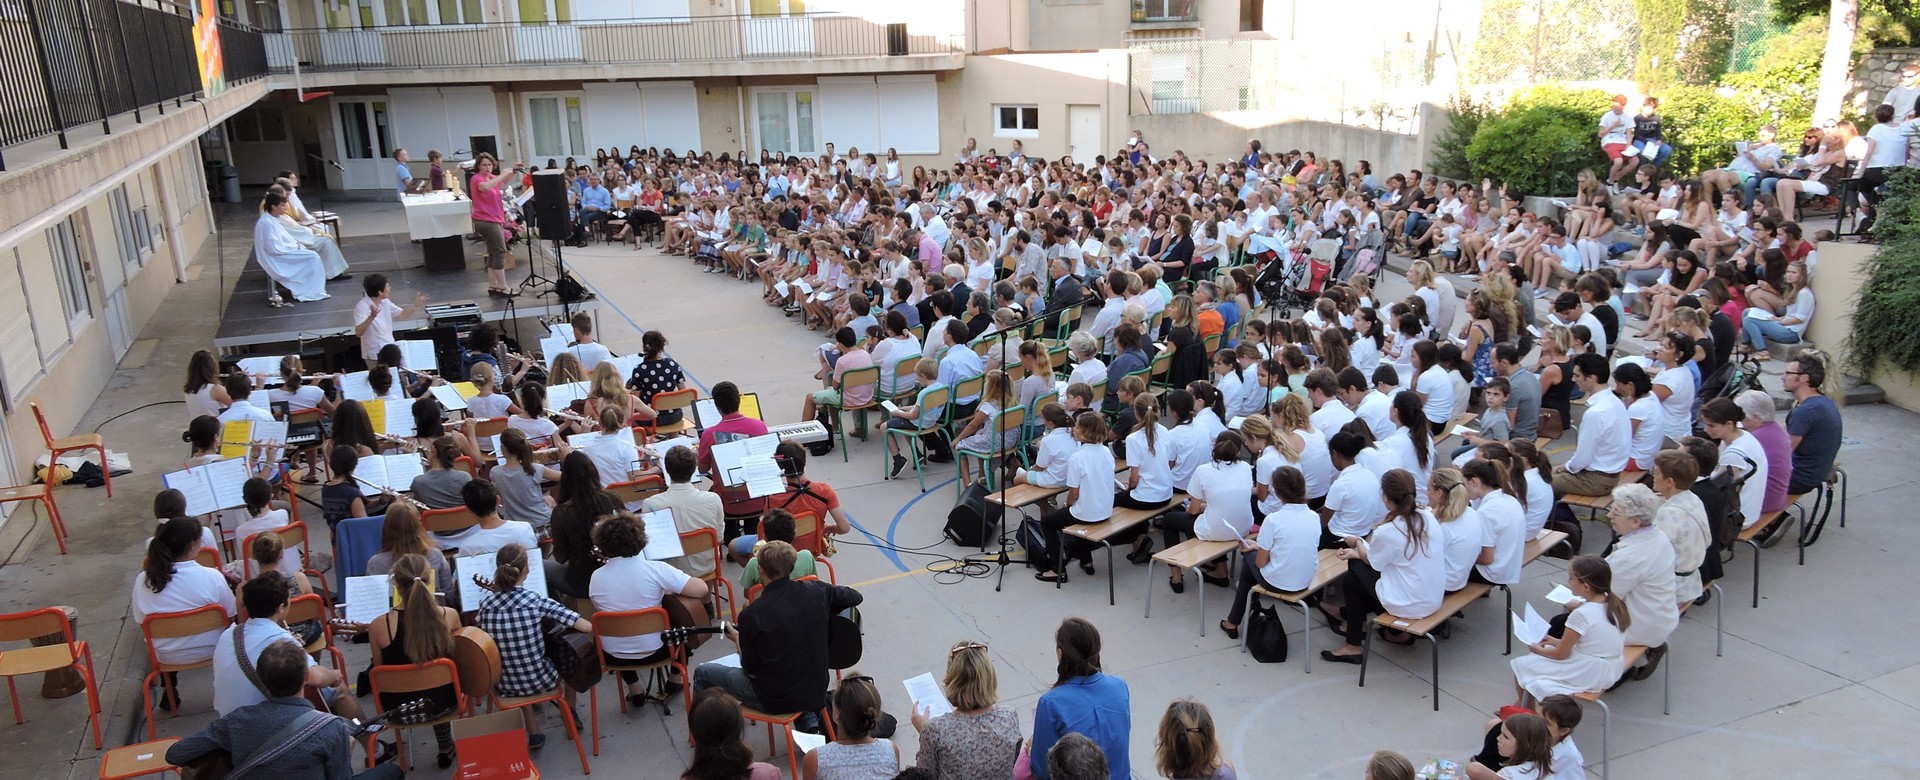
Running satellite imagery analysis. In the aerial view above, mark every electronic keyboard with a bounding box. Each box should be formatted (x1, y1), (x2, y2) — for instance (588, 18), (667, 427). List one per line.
(766, 421), (830, 444)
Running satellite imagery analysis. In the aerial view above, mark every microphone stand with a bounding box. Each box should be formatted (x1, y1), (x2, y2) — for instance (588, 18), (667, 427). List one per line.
(957, 301), (1063, 592)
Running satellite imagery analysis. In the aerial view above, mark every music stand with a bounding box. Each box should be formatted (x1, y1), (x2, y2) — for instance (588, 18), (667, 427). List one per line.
(961, 302), (1060, 592)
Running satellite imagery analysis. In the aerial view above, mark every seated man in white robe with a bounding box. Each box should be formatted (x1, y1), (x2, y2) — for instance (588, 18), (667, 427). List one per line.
(254, 192), (331, 304)
(269, 184), (349, 280)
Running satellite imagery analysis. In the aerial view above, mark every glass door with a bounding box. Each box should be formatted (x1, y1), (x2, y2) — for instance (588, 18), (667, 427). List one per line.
(334, 98), (395, 190)
(526, 94), (587, 161)
(753, 89), (816, 158)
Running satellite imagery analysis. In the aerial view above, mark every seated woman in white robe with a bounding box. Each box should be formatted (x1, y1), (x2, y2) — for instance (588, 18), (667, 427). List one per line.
(255, 192), (331, 302)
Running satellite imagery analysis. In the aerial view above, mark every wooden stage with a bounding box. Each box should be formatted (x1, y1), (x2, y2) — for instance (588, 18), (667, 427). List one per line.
(213, 232), (594, 351)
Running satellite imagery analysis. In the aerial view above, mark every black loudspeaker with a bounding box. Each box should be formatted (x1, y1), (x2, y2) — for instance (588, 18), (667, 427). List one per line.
(531, 169), (572, 241)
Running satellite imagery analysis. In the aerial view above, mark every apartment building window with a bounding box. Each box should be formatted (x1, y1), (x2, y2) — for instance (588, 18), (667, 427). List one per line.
(48, 219), (91, 322)
(528, 95), (588, 159)
(109, 185), (153, 273)
(994, 104), (1039, 138)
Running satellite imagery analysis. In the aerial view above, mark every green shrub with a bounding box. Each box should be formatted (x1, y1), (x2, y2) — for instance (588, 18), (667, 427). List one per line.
(1850, 169), (1920, 376)
(1465, 87), (1610, 196)
(1430, 94), (1491, 181)
(1660, 84), (1751, 177)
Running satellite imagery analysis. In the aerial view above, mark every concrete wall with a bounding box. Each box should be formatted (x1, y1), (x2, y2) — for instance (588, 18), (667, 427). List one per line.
(1131, 111), (1429, 179)
(954, 51), (1129, 160)
(1801, 239), (1920, 412)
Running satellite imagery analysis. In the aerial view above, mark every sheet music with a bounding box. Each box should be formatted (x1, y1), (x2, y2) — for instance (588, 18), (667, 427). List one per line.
(1544, 584), (1576, 606)
(548, 322), (575, 342)
(343, 575), (391, 624)
(790, 730), (827, 754)
(250, 421), (288, 446)
(1511, 603), (1552, 646)
(220, 420), (253, 459)
(355, 455), (391, 496)
(638, 509), (687, 560)
(645, 436), (698, 463)
(383, 401), (418, 438)
(606, 353), (643, 380)
(902, 673), (955, 720)
(396, 340), (440, 373)
(546, 381), (591, 410)
(694, 399), (721, 428)
(382, 454), (425, 491)
(456, 547), (548, 611)
(430, 384), (469, 412)
(539, 335), (572, 364)
(707, 653), (742, 668)
(741, 459), (786, 498)
(163, 468), (221, 517)
(338, 371), (375, 402)
(203, 458), (251, 511)
(773, 280), (790, 297)
(236, 355), (289, 381)
(450, 381), (480, 400)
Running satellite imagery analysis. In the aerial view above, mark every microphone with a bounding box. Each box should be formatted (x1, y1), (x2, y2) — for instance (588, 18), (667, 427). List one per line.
(309, 153), (345, 171)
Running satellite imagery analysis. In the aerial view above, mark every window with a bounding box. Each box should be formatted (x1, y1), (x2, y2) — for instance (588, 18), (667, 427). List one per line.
(527, 95), (588, 158)
(47, 219), (91, 321)
(994, 104), (1039, 138)
(109, 185), (153, 272)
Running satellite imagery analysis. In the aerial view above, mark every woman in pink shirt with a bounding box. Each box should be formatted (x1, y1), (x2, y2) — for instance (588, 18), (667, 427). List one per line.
(470, 153), (519, 298)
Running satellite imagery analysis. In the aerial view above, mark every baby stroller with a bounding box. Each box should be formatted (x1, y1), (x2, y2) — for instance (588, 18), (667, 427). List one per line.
(1337, 227), (1387, 283)
(1252, 241), (1329, 318)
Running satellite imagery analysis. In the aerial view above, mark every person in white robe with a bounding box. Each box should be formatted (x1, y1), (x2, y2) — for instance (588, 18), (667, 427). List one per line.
(255, 193), (331, 302)
(273, 202), (349, 280)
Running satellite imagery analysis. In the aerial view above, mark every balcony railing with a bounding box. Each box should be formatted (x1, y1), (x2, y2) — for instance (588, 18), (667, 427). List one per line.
(1131, 0), (1198, 23)
(266, 12), (962, 75)
(0, 0), (268, 169)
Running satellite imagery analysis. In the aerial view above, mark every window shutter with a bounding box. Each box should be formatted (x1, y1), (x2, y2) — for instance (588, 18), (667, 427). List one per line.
(0, 248), (43, 402)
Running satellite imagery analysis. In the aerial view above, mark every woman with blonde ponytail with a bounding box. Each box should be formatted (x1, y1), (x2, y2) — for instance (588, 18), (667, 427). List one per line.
(1241, 415), (1300, 518)
(476, 543), (595, 749)
(1510, 556), (1628, 707)
(368, 553), (462, 766)
(1154, 698), (1235, 779)
(1272, 394), (1333, 505)
(1428, 467), (1486, 593)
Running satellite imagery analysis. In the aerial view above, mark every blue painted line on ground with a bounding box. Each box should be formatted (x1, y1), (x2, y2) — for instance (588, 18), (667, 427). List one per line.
(880, 476), (957, 571)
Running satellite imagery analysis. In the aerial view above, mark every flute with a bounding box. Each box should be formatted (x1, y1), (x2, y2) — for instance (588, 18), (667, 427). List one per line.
(351, 475), (431, 510)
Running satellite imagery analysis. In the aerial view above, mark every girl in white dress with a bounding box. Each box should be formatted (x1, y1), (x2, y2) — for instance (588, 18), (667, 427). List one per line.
(1510, 556), (1628, 706)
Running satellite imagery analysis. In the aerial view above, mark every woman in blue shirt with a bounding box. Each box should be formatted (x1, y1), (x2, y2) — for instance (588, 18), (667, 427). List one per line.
(1029, 618), (1130, 780)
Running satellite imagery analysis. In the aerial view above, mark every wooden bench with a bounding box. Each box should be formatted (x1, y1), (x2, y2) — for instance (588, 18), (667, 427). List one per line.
(1557, 470), (1646, 522)
(1245, 549), (1347, 673)
(1734, 509), (1790, 608)
(1358, 530), (1570, 711)
(1432, 412), (1479, 447)
(1063, 504), (1174, 605)
(1142, 538), (1242, 636)
(984, 482), (1069, 511)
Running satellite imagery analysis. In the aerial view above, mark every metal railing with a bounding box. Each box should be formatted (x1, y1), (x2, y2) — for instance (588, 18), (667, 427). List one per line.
(265, 12), (961, 75)
(0, 0), (268, 170)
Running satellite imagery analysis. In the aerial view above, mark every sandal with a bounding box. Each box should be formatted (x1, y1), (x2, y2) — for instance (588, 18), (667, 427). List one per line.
(1034, 571), (1067, 583)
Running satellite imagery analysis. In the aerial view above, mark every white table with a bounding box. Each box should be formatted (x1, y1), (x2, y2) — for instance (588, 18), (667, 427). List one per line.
(401, 192), (472, 240)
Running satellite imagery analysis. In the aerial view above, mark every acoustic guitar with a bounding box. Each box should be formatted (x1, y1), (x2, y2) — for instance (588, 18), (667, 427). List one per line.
(180, 698), (431, 780)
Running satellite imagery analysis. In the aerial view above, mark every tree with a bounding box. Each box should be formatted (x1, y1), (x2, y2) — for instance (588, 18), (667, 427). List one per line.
(1814, 0), (1858, 120)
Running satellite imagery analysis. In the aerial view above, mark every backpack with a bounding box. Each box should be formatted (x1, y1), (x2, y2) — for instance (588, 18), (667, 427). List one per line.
(1243, 598), (1290, 663)
(805, 404), (836, 458)
(1712, 451), (1757, 548)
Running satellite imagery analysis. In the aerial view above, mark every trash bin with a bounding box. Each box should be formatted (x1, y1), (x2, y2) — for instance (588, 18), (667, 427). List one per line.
(218, 163), (242, 204)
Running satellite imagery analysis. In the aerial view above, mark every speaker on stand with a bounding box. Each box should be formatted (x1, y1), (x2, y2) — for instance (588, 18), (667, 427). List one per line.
(524, 168), (590, 320)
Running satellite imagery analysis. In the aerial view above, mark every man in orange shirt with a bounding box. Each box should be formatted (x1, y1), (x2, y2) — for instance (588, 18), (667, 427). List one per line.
(1195, 282), (1225, 340)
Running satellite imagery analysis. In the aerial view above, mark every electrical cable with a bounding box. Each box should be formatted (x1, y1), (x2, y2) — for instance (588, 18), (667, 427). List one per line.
(91, 400), (187, 434)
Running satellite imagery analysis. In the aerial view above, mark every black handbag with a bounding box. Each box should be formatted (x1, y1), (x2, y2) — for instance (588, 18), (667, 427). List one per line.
(1244, 599), (1290, 663)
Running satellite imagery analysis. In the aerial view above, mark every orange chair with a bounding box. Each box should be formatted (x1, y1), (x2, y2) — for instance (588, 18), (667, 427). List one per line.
(366, 659), (465, 770)
(650, 389), (700, 438)
(32, 401), (110, 497)
(274, 522), (334, 603)
(99, 738), (180, 780)
(421, 507), (482, 536)
(139, 605), (231, 739)
(286, 594), (347, 671)
(453, 456), (477, 479)
(677, 528), (736, 619)
(192, 545), (222, 569)
(588, 608), (688, 756)
(607, 475), (667, 507)
(0, 607), (103, 748)
(491, 685), (590, 774)
(0, 484), (66, 555)
(792, 512), (825, 558)
(746, 574), (821, 604)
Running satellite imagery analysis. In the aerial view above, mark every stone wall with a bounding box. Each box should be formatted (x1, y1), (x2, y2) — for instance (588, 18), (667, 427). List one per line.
(1849, 47), (1918, 115)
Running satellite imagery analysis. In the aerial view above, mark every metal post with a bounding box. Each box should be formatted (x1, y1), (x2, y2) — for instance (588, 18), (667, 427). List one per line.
(111, 0), (141, 123)
(75, 0), (116, 136)
(21, 0), (72, 150)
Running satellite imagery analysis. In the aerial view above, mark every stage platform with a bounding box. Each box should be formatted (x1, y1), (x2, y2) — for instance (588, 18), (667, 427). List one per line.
(213, 232), (595, 350)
